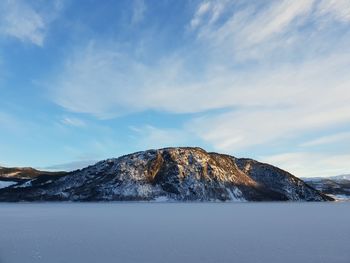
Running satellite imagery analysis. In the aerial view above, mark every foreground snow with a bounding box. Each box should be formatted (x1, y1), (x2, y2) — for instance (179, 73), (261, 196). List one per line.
(0, 202), (349, 263)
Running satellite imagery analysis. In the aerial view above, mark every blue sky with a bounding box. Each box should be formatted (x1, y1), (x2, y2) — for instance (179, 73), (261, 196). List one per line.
(0, 0), (350, 177)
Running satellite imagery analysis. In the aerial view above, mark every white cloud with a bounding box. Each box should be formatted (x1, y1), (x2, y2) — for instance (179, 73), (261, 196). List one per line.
(190, 0), (316, 60)
(186, 51), (350, 152)
(130, 125), (190, 150)
(261, 152), (350, 178)
(51, 41), (214, 117)
(189, 1), (229, 30)
(191, 0), (350, 61)
(300, 132), (350, 147)
(189, 1), (211, 29)
(317, 0), (350, 22)
(60, 117), (86, 127)
(188, 104), (350, 153)
(131, 0), (146, 25)
(0, 0), (62, 46)
(51, 42), (350, 119)
(247, 0), (314, 44)
(51, 44), (153, 118)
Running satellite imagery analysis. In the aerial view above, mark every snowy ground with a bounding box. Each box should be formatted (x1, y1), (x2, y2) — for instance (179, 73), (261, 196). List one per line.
(0, 202), (349, 263)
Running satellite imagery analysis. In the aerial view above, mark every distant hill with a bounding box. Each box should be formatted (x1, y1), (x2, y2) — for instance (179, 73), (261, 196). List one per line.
(0, 167), (67, 190)
(0, 147), (332, 202)
(304, 175), (350, 201)
(0, 166), (66, 180)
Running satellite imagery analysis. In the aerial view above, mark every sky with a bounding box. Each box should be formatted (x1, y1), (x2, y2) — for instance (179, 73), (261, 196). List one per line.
(0, 0), (349, 177)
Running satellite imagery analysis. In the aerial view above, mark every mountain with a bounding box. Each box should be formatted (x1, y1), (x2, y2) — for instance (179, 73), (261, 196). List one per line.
(0, 166), (66, 180)
(0, 166), (66, 190)
(332, 174), (350, 181)
(0, 147), (332, 202)
(304, 175), (350, 201)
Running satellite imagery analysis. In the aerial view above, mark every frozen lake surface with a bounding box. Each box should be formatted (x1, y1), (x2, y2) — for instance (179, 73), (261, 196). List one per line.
(1, 202), (349, 263)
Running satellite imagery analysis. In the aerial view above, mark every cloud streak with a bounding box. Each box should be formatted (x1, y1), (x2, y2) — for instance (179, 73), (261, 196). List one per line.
(318, 0), (350, 22)
(131, 0), (147, 25)
(60, 117), (86, 127)
(0, 0), (63, 46)
(129, 125), (191, 150)
(262, 152), (350, 178)
(300, 132), (350, 147)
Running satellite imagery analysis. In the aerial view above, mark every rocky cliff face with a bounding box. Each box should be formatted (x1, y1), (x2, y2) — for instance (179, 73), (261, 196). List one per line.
(0, 147), (332, 202)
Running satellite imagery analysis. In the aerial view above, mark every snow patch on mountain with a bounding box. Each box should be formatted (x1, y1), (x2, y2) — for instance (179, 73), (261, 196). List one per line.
(0, 181), (17, 189)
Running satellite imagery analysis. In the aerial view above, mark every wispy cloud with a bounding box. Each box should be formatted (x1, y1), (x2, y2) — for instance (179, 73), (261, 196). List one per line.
(131, 0), (146, 25)
(42, 160), (97, 172)
(60, 117), (86, 127)
(187, 52), (350, 152)
(300, 132), (350, 147)
(262, 152), (350, 178)
(50, 41), (196, 118)
(130, 125), (190, 150)
(191, 0), (350, 61)
(195, 0), (314, 44)
(318, 0), (350, 22)
(0, 0), (63, 46)
(51, 43), (149, 118)
(189, 0), (228, 30)
(189, 1), (211, 30)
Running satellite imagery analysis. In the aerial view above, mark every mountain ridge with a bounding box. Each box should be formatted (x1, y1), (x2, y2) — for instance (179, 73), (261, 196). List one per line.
(0, 147), (332, 202)
(0, 166), (66, 180)
(303, 175), (350, 201)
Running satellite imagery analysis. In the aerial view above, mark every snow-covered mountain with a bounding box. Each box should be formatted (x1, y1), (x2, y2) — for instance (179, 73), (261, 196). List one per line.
(0, 147), (332, 202)
(0, 166), (66, 180)
(304, 175), (350, 201)
(332, 174), (350, 181)
(0, 167), (66, 189)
